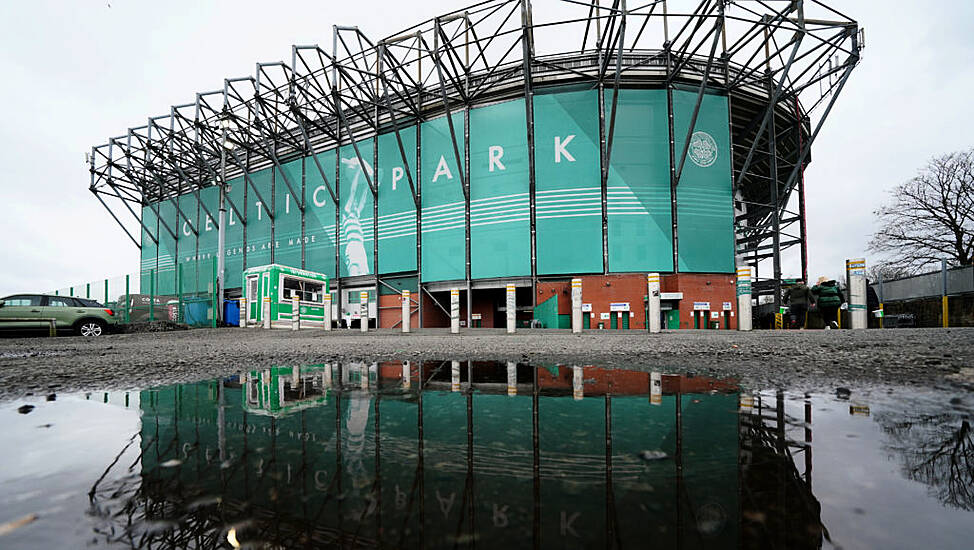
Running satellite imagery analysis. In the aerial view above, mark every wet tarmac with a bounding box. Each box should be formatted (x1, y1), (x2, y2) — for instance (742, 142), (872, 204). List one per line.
(1, 361), (973, 549)
(1, 327), (973, 400)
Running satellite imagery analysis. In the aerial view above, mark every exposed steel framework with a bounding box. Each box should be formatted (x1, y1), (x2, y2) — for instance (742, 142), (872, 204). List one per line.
(88, 0), (862, 309)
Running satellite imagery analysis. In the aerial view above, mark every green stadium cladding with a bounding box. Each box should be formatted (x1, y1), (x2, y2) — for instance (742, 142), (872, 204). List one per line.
(139, 87), (733, 294)
(91, 1), (861, 328)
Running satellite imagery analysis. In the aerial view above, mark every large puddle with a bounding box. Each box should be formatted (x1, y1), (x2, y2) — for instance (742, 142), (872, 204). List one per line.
(1, 362), (972, 548)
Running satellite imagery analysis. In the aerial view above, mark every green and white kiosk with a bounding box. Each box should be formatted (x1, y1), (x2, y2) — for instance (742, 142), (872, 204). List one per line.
(241, 264), (330, 329)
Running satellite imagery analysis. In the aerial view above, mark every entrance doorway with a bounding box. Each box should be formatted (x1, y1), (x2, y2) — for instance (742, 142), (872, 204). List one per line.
(666, 309), (680, 330)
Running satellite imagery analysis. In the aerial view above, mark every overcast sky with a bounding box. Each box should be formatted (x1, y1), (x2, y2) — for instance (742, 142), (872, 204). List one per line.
(0, 0), (972, 294)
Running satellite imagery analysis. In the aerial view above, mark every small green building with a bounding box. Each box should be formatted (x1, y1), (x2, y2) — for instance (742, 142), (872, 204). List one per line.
(241, 263), (330, 329)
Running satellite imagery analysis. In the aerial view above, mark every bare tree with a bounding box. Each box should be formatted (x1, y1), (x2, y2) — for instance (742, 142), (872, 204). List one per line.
(881, 413), (974, 511)
(868, 149), (974, 273)
(866, 263), (910, 283)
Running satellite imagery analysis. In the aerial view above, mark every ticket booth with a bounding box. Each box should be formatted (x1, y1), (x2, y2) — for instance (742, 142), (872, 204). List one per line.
(242, 264), (330, 329)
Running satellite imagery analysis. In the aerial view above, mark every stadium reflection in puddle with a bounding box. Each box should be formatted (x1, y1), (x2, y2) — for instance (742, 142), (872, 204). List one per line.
(4, 362), (973, 549)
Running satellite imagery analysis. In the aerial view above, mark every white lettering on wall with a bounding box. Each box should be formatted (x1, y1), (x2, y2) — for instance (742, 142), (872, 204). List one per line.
(313, 185), (329, 207)
(182, 221), (191, 236)
(392, 166), (404, 190)
(229, 208), (236, 226)
(488, 145), (506, 172)
(432, 155), (453, 182)
(285, 193), (290, 215)
(555, 135), (576, 163)
(255, 201), (263, 221)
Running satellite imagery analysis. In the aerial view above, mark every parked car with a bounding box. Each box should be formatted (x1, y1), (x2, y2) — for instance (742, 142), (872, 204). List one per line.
(0, 294), (119, 336)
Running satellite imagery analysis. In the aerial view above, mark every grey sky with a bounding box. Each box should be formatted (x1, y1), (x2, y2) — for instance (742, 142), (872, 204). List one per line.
(0, 0), (971, 294)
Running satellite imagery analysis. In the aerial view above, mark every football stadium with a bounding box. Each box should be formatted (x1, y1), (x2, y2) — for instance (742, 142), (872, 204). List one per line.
(87, 0), (861, 330)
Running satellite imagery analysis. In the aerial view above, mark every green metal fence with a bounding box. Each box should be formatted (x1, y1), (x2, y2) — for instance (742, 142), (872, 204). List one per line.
(47, 258), (220, 328)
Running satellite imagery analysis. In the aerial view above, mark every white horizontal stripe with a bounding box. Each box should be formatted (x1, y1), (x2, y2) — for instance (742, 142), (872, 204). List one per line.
(378, 228), (417, 239)
(470, 191), (528, 204)
(421, 200), (465, 213)
(470, 203), (530, 216)
(377, 232), (417, 241)
(537, 187), (601, 194)
(470, 211), (530, 224)
(377, 209), (416, 220)
(470, 197), (529, 212)
(536, 206), (602, 215)
(536, 197), (602, 206)
(420, 218), (464, 232)
(376, 222), (414, 233)
(537, 212), (602, 220)
(421, 223), (465, 234)
(420, 212), (464, 225)
(537, 191), (602, 199)
(471, 217), (529, 229)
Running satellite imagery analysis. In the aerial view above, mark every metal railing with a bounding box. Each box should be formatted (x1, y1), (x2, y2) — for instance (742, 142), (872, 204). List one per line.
(47, 258), (221, 328)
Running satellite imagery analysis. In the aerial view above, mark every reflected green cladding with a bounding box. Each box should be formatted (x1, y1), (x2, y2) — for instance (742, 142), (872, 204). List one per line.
(377, 128), (418, 274)
(673, 89), (734, 273)
(421, 113), (466, 282)
(470, 99), (531, 279)
(606, 89), (673, 272)
(534, 89), (603, 275)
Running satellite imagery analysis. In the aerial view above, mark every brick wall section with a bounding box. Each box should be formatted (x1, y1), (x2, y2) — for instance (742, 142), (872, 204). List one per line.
(667, 273), (738, 330)
(539, 273), (737, 330)
(393, 273), (738, 330)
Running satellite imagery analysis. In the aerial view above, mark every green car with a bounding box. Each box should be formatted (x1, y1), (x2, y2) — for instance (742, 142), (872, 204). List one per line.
(0, 294), (119, 337)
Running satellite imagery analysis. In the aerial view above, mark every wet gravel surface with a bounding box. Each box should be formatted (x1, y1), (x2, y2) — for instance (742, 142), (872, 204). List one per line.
(0, 327), (972, 399)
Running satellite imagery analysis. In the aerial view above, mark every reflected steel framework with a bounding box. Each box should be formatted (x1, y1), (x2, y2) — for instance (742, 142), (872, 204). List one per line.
(88, 0), (862, 307)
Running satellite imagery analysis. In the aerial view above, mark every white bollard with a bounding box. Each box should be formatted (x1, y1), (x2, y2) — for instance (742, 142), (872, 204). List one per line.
(450, 288), (460, 334)
(401, 290), (411, 333)
(507, 361), (517, 396)
(846, 258), (867, 329)
(292, 295), (300, 331)
(263, 296), (271, 329)
(647, 273), (661, 333)
(506, 284), (516, 334)
(572, 366), (583, 400)
(238, 297), (246, 328)
(323, 293), (332, 331)
(736, 266), (753, 331)
(402, 361), (411, 389)
(360, 291), (369, 333)
(650, 371), (662, 405)
(451, 360), (461, 392)
(571, 278), (583, 333)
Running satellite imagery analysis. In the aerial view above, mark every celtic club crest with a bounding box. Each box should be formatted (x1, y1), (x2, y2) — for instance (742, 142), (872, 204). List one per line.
(688, 131), (718, 168)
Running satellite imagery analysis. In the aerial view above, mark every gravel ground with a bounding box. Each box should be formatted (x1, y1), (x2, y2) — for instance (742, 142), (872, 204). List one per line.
(1, 327), (972, 400)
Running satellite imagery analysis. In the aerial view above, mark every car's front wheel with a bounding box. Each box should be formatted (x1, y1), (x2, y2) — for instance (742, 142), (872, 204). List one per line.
(77, 319), (106, 337)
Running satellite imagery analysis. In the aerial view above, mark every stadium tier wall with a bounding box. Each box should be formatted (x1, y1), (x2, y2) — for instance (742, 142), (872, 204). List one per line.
(138, 86), (735, 327)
